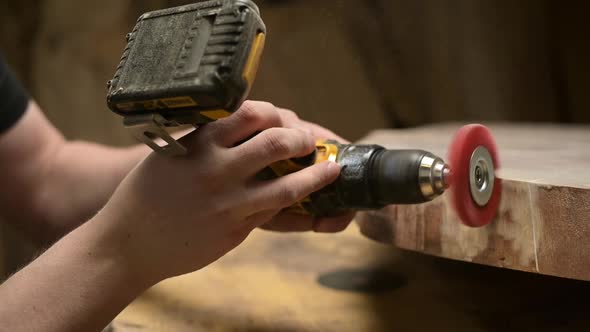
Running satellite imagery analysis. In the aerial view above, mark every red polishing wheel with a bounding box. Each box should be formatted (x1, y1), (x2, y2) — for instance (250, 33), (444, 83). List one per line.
(447, 124), (501, 227)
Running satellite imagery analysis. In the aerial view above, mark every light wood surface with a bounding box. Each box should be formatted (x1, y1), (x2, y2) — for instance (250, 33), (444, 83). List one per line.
(113, 225), (590, 331)
(357, 123), (590, 281)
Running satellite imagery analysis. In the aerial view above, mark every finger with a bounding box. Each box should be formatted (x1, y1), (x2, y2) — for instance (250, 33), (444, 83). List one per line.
(206, 101), (283, 147)
(276, 108), (307, 130)
(245, 209), (281, 230)
(258, 213), (315, 232)
(312, 211), (356, 233)
(276, 107), (347, 142)
(300, 119), (349, 143)
(248, 161), (341, 212)
(231, 127), (316, 175)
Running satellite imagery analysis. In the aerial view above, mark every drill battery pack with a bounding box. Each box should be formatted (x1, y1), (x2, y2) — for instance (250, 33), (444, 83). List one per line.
(107, 0), (265, 155)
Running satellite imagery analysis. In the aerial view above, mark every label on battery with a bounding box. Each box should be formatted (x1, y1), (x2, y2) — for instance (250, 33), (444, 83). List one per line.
(200, 110), (233, 120)
(116, 96), (198, 111)
(160, 96), (198, 108)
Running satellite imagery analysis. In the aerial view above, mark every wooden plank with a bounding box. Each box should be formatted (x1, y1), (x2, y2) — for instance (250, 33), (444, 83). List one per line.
(114, 226), (590, 331)
(356, 123), (590, 281)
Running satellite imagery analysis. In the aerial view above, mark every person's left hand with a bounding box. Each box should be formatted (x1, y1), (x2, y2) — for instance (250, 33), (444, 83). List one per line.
(238, 101), (355, 233)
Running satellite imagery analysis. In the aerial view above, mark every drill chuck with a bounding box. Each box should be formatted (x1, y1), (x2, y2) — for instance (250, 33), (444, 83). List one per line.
(418, 153), (450, 200)
(372, 149), (449, 204)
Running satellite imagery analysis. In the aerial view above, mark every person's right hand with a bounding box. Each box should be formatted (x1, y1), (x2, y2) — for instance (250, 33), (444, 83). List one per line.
(92, 101), (342, 284)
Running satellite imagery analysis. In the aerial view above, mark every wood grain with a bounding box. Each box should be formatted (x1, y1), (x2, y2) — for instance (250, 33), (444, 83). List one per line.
(356, 123), (590, 281)
(113, 226), (590, 331)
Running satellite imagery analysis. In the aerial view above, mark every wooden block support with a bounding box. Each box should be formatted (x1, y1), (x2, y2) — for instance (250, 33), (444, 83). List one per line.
(356, 123), (590, 281)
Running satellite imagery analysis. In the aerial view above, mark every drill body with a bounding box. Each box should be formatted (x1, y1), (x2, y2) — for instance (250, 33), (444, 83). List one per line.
(259, 141), (450, 216)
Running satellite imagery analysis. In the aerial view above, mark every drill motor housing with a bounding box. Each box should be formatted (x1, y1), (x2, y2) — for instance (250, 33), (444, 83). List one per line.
(259, 141), (449, 216)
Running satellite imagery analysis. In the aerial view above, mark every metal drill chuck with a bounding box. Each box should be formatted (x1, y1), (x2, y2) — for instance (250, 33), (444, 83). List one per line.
(370, 149), (450, 205)
(418, 154), (451, 201)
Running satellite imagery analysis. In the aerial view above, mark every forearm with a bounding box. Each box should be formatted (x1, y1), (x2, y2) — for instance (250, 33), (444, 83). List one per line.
(0, 101), (149, 244)
(37, 141), (147, 241)
(0, 214), (150, 332)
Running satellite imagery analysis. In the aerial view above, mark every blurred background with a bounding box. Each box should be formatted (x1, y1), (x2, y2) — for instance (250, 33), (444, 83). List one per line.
(1, 1), (590, 329)
(1, 0), (588, 146)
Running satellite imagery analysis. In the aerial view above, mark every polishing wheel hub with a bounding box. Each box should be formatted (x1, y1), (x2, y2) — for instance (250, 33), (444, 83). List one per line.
(469, 146), (495, 207)
(447, 124), (502, 227)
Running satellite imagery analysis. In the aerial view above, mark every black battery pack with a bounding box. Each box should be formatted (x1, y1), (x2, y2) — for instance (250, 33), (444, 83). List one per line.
(107, 0), (265, 125)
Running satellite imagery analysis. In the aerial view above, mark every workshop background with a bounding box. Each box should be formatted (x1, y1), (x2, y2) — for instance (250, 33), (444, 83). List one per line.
(1, 0), (590, 330)
(1, 0), (588, 146)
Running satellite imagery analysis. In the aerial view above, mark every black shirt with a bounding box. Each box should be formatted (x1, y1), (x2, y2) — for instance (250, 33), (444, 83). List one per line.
(0, 54), (28, 134)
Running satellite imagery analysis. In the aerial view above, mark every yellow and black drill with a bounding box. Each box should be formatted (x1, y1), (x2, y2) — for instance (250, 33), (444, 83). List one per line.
(107, 0), (451, 217)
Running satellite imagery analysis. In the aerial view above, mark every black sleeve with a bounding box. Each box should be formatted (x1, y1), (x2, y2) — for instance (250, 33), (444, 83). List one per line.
(0, 54), (29, 135)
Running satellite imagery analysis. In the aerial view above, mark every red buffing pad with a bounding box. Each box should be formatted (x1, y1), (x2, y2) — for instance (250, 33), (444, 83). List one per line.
(447, 124), (501, 227)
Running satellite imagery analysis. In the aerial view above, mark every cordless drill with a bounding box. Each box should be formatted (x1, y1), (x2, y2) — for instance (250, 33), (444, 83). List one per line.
(106, 0), (452, 217)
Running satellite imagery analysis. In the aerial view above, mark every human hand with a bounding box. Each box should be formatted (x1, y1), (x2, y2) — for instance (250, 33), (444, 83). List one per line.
(95, 101), (343, 282)
(240, 102), (355, 234)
